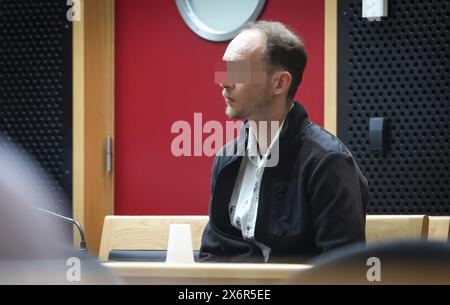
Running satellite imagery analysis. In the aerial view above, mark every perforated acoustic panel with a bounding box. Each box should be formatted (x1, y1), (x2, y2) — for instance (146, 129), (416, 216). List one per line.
(0, 0), (72, 215)
(338, 0), (450, 215)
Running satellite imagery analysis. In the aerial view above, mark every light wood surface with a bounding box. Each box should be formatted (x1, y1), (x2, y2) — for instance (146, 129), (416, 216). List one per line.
(428, 216), (450, 241)
(366, 215), (429, 244)
(324, 0), (338, 135)
(100, 214), (441, 261)
(102, 262), (312, 285)
(99, 216), (209, 261)
(73, 0), (115, 255)
(72, 0), (85, 251)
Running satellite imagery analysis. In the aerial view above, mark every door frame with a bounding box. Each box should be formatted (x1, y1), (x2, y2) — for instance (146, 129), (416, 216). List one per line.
(73, 0), (115, 256)
(324, 0), (338, 135)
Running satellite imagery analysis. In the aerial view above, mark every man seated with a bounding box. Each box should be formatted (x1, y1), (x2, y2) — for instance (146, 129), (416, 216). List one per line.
(199, 21), (369, 263)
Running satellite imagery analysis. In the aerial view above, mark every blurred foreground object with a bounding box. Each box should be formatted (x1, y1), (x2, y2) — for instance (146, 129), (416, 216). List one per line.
(287, 240), (450, 285)
(0, 134), (116, 284)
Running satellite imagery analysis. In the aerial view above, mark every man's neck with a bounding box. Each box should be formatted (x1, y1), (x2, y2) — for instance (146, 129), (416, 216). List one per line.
(247, 100), (294, 156)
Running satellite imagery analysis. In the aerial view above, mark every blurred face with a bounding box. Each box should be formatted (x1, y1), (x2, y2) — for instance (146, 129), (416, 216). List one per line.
(218, 30), (273, 119)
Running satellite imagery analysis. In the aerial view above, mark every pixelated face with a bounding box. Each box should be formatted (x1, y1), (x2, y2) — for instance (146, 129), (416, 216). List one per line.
(215, 30), (273, 119)
(215, 59), (267, 85)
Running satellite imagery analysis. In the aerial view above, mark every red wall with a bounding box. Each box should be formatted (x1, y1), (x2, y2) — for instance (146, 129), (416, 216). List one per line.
(115, 0), (324, 215)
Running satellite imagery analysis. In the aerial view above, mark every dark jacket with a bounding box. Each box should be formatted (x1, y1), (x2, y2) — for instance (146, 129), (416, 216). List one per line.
(199, 102), (369, 263)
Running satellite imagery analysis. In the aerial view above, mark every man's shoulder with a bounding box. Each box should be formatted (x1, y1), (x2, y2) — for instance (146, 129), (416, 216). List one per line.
(301, 123), (354, 158)
(216, 137), (239, 158)
(212, 138), (239, 169)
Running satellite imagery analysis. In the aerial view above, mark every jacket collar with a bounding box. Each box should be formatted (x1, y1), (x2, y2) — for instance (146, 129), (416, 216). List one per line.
(225, 101), (311, 166)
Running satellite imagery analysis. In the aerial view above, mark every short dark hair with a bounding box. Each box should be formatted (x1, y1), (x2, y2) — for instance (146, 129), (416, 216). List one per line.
(241, 21), (307, 101)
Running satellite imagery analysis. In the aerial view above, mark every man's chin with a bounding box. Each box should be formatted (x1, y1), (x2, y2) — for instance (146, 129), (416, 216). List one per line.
(225, 106), (245, 119)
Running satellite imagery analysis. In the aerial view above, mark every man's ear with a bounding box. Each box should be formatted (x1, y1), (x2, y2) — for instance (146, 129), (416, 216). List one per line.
(272, 71), (292, 97)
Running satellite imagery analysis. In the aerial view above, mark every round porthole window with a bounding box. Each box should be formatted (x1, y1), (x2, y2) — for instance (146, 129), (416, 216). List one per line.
(176, 0), (266, 42)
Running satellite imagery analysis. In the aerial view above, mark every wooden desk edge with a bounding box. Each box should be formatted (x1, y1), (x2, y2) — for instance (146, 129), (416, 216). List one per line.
(102, 262), (313, 280)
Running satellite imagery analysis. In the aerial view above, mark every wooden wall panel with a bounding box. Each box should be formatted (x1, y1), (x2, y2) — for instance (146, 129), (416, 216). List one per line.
(324, 0), (338, 135)
(73, 0), (115, 256)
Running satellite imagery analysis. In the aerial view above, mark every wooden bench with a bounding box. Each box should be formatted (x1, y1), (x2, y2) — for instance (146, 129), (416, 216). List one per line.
(100, 214), (442, 261)
(365, 215), (429, 244)
(428, 216), (450, 241)
(99, 215), (209, 262)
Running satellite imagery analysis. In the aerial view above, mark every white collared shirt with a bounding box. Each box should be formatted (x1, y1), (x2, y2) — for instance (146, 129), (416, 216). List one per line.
(228, 104), (293, 262)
